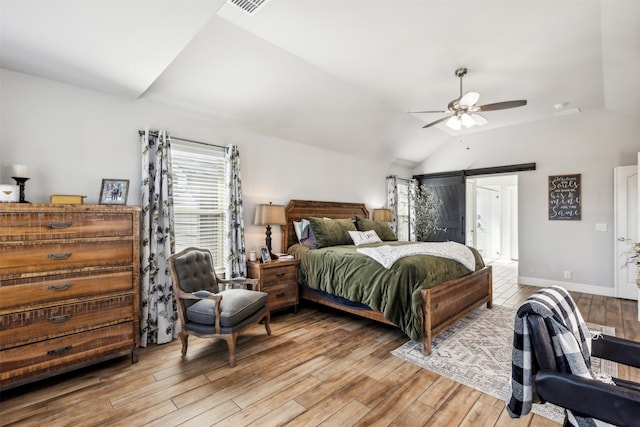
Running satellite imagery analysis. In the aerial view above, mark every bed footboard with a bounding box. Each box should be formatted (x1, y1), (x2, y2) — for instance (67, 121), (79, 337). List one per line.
(420, 265), (493, 355)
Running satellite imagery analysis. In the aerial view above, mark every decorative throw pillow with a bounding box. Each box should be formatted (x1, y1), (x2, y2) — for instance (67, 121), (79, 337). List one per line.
(348, 230), (382, 246)
(355, 215), (397, 241)
(299, 218), (318, 249)
(293, 220), (302, 241)
(308, 217), (356, 248)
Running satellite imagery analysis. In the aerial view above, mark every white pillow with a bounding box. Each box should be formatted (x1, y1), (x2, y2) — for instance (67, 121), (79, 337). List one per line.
(293, 220), (302, 241)
(348, 230), (382, 246)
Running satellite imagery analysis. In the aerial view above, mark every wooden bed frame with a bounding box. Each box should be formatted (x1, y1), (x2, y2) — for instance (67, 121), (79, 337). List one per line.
(282, 199), (493, 355)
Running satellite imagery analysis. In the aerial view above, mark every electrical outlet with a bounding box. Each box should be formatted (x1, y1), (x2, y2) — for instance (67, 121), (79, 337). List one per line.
(563, 270), (571, 279)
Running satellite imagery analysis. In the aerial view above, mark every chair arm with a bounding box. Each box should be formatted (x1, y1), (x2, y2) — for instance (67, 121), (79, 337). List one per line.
(591, 334), (640, 368)
(535, 370), (640, 427)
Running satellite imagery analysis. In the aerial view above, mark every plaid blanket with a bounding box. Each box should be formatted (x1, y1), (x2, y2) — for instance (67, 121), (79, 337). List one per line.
(506, 286), (614, 427)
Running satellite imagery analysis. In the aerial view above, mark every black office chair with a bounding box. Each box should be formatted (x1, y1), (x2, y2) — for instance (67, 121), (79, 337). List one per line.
(508, 286), (640, 427)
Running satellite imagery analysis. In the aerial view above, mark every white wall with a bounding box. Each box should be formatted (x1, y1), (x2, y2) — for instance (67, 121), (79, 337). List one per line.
(0, 69), (411, 254)
(415, 111), (640, 295)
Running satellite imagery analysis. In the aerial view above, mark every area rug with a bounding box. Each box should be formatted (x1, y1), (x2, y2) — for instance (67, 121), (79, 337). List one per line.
(391, 305), (617, 423)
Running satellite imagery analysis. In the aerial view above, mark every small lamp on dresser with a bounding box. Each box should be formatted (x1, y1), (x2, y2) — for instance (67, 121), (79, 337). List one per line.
(254, 202), (286, 260)
(372, 208), (392, 222)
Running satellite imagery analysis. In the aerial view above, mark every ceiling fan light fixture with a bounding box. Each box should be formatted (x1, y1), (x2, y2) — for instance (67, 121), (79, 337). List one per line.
(446, 116), (462, 130)
(461, 113), (475, 128)
(470, 113), (488, 126)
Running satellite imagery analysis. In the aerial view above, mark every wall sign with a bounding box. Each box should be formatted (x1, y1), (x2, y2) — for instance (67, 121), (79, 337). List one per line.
(548, 174), (581, 220)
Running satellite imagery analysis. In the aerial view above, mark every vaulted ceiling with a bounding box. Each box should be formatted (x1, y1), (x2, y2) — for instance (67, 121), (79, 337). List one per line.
(1, 0), (638, 167)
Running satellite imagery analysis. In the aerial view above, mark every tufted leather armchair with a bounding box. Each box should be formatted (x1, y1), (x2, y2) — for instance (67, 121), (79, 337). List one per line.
(168, 247), (271, 367)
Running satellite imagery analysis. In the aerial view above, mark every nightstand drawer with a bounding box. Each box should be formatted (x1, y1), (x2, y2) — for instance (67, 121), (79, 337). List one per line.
(246, 259), (300, 313)
(261, 265), (297, 287)
(264, 284), (298, 310)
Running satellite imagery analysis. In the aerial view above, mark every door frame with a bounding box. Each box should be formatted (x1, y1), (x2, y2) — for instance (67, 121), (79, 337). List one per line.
(613, 163), (639, 300)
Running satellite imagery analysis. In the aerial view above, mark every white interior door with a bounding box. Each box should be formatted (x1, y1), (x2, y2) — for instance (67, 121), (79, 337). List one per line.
(614, 164), (638, 300)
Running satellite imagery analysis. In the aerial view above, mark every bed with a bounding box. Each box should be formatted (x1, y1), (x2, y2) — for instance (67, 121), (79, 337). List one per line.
(281, 199), (493, 355)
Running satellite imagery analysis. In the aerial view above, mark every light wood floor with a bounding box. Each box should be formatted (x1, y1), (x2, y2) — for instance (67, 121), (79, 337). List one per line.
(1, 282), (638, 427)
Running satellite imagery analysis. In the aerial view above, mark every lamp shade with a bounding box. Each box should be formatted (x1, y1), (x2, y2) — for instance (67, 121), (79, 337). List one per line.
(254, 203), (286, 225)
(372, 208), (392, 222)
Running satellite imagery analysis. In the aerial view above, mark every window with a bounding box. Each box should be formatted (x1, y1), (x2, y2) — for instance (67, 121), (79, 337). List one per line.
(396, 179), (410, 241)
(171, 140), (227, 271)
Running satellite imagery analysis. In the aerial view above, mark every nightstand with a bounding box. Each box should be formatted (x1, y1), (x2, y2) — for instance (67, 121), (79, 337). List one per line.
(247, 258), (300, 313)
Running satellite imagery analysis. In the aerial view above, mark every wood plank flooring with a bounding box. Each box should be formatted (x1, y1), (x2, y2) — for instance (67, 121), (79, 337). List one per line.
(1, 283), (638, 426)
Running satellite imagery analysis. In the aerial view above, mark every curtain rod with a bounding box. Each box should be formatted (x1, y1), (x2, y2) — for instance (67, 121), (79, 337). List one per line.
(138, 130), (226, 150)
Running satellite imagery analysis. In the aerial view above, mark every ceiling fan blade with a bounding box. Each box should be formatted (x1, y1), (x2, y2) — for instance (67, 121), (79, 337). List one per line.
(422, 116), (450, 128)
(477, 100), (527, 111)
(459, 91), (480, 108)
(409, 110), (447, 114)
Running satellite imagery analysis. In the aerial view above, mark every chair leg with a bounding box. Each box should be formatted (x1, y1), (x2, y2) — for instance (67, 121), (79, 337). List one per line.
(224, 333), (239, 367)
(263, 311), (272, 335)
(180, 332), (189, 356)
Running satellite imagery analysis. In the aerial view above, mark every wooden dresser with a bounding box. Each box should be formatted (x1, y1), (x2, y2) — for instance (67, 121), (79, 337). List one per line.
(247, 259), (300, 313)
(0, 204), (141, 390)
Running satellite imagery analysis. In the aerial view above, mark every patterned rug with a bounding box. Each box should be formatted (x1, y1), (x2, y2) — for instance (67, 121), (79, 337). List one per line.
(391, 305), (617, 424)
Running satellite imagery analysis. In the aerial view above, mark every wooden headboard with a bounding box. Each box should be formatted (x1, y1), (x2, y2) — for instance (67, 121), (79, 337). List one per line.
(282, 200), (369, 251)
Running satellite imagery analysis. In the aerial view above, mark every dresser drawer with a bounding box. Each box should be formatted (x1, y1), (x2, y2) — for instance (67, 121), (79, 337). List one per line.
(0, 294), (135, 349)
(0, 212), (133, 242)
(264, 284), (298, 310)
(0, 240), (133, 278)
(261, 265), (297, 287)
(0, 322), (134, 385)
(0, 270), (133, 311)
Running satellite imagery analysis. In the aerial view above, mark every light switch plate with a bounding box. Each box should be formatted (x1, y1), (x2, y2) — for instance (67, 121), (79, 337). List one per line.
(595, 223), (607, 232)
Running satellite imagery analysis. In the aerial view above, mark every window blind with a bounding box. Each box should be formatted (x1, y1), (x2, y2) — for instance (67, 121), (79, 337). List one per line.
(396, 180), (410, 241)
(171, 140), (227, 271)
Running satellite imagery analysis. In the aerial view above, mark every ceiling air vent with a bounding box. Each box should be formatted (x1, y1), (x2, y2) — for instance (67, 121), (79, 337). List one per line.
(227, 0), (271, 15)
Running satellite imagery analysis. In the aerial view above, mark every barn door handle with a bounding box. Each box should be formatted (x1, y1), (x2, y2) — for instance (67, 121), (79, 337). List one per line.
(48, 253), (72, 260)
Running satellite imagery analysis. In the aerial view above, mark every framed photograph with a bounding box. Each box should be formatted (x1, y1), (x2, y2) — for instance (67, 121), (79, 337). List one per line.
(259, 246), (271, 263)
(99, 179), (129, 205)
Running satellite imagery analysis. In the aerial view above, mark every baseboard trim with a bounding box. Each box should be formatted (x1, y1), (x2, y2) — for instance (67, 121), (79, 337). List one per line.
(518, 276), (616, 297)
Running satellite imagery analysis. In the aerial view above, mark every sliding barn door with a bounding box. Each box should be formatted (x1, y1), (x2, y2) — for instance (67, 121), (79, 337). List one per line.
(418, 173), (466, 244)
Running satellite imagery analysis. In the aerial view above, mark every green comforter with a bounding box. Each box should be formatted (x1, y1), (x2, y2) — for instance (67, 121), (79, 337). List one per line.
(288, 241), (485, 341)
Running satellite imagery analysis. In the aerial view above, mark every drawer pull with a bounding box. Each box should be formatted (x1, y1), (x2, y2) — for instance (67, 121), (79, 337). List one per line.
(275, 272), (285, 277)
(47, 346), (72, 355)
(47, 222), (72, 229)
(48, 283), (72, 291)
(48, 314), (72, 323)
(276, 292), (286, 297)
(48, 253), (72, 260)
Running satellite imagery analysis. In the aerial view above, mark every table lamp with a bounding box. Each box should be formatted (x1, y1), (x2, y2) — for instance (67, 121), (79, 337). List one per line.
(372, 208), (392, 222)
(254, 202), (286, 260)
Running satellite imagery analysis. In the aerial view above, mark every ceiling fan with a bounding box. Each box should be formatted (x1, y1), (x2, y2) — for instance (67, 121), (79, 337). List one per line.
(411, 67), (527, 130)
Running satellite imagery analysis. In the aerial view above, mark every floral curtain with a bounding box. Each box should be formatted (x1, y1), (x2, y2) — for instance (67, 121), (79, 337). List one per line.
(224, 145), (247, 278)
(386, 175), (398, 234)
(408, 178), (418, 241)
(140, 129), (177, 346)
